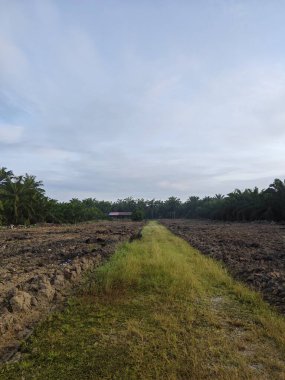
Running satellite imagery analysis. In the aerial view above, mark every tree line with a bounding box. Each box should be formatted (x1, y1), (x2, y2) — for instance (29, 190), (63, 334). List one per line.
(0, 167), (284, 225)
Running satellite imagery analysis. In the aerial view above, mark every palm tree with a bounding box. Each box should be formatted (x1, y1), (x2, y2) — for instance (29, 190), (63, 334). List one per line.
(0, 167), (14, 184)
(1, 176), (25, 224)
(0, 174), (46, 224)
(266, 179), (285, 220)
(214, 194), (224, 200)
(164, 197), (181, 219)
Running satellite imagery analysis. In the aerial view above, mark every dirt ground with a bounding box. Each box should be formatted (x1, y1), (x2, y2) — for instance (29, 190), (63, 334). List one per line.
(1, 219), (284, 362)
(0, 221), (143, 362)
(161, 219), (285, 314)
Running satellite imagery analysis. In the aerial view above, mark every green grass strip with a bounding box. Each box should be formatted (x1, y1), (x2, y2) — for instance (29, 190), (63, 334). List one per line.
(1, 222), (285, 379)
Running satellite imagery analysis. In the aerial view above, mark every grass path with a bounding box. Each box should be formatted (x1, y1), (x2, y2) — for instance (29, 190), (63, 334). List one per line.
(1, 222), (285, 379)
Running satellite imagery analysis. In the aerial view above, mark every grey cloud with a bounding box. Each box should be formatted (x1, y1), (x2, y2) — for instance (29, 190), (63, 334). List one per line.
(0, 1), (284, 201)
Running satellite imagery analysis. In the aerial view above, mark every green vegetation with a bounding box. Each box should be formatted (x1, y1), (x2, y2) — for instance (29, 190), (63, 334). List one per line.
(1, 166), (285, 224)
(0, 167), (46, 225)
(93, 181), (285, 222)
(1, 223), (285, 379)
(131, 208), (145, 221)
(182, 180), (285, 221)
(0, 167), (105, 225)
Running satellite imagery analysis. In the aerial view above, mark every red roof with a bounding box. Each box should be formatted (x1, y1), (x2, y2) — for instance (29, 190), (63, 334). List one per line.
(109, 212), (132, 216)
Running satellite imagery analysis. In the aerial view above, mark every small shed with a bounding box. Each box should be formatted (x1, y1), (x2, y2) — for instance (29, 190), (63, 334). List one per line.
(108, 212), (132, 219)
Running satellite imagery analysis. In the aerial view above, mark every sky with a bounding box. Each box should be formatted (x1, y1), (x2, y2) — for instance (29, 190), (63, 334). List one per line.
(0, 0), (285, 201)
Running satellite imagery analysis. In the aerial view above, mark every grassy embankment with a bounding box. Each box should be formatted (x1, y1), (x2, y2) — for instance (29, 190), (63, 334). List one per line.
(1, 222), (285, 379)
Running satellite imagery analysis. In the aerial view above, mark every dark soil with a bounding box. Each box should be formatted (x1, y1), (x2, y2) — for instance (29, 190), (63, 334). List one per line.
(161, 219), (285, 314)
(0, 221), (143, 362)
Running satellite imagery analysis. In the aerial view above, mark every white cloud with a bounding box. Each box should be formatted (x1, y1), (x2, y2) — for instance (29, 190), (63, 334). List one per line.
(0, 124), (24, 144)
(0, 36), (28, 80)
(0, 1), (284, 200)
(36, 148), (80, 162)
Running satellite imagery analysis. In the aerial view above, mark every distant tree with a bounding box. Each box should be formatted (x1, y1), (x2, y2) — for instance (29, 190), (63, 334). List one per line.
(132, 209), (145, 221)
(1, 166), (285, 224)
(183, 196), (200, 218)
(164, 197), (181, 219)
(0, 173), (46, 224)
(265, 179), (285, 221)
(0, 167), (14, 184)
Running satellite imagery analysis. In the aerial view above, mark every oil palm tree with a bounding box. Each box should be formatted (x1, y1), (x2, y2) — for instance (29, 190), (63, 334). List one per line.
(0, 174), (46, 224)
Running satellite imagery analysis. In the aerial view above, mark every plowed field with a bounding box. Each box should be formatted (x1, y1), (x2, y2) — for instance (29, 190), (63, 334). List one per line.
(0, 221), (143, 362)
(161, 220), (285, 313)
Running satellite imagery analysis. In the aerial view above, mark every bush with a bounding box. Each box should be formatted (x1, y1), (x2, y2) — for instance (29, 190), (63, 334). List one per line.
(132, 209), (145, 221)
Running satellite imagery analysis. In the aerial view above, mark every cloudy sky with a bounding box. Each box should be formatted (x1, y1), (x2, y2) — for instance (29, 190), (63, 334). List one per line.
(0, 0), (284, 201)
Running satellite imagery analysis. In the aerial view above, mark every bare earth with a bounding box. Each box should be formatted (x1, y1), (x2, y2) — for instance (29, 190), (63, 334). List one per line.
(1, 219), (284, 363)
(0, 221), (143, 362)
(161, 219), (285, 314)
